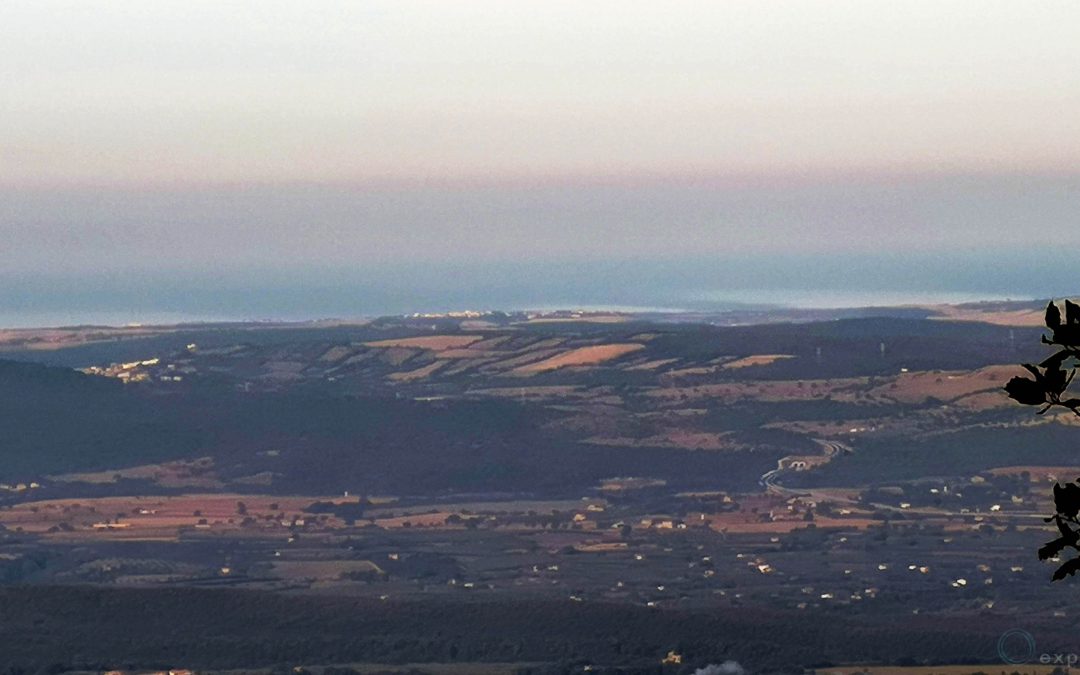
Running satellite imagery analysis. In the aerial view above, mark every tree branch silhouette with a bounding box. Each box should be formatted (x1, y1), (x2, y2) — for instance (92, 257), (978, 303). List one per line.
(1006, 300), (1080, 580)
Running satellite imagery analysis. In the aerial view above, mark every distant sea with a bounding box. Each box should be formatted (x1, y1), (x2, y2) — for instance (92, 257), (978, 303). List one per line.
(0, 251), (1069, 328)
(0, 292), (1023, 329)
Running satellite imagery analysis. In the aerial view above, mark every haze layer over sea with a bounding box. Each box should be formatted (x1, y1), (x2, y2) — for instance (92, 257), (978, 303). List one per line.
(0, 250), (1069, 328)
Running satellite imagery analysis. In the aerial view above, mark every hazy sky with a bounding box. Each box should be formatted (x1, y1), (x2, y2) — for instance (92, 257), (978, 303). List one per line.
(5, 1), (1080, 185)
(2, 1), (1079, 313)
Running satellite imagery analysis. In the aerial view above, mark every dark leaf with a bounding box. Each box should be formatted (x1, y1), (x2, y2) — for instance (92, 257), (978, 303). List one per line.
(1053, 324), (1080, 348)
(1052, 557), (1080, 581)
(1004, 376), (1047, 406)
(1066, 299), (1080, 325)
(1040, 537), (1072, 560)
(1054, 482), (1080, 519)
(1046, 365), (1069, 395)
(1056, 516), (1078, 540)
(1047, 301), (1062, 329)
(1039, 516), (1077, 560)
(1040, 350), (1071, 369)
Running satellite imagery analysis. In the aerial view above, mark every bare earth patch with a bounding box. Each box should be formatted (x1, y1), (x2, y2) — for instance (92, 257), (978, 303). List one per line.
(319, 345), (354, 362)
(513, 343), (645, 374)
(0, 494), (361, 539)
(388, 360), (446, 382)
(867, 364), (1021, 406)
(623, 358), (680, 371)
(721, 354), (795, 369)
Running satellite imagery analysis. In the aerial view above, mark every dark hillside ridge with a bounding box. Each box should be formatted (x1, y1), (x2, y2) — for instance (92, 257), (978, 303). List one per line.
(0, 314), (1053, 495)
(0, 359), (779, 493)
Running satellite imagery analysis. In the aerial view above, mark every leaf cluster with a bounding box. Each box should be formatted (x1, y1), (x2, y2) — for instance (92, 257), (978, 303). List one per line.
(1040, 483), (1080, 580)
(1007, 300), (1080, 581)
(1004, 301), (1080, 415)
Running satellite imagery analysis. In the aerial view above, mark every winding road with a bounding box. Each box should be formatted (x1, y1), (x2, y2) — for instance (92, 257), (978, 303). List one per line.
(759, 439), (851, 497)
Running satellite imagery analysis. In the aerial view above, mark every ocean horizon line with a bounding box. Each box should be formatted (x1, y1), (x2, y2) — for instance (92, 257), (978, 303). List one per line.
(0, 289), (1048, 331)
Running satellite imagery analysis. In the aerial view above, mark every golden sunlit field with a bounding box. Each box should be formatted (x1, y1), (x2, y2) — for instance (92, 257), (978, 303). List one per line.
(513, 343), (646, 374)
(722, 354), (796, 369)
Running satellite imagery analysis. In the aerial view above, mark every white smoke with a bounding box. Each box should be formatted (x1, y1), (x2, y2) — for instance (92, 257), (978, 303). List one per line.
(694, 662), (747, 675)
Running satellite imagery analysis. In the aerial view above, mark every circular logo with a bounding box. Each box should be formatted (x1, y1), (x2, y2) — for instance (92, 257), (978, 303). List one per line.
(998, 628), (1037, 664)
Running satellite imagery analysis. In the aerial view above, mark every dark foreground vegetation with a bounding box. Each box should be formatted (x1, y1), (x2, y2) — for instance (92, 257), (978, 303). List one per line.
(0, 585), (1060, 672)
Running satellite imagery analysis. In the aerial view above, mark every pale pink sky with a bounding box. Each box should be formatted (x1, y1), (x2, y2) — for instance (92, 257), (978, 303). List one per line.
(3, 1), (1080, 187)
